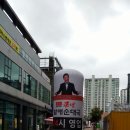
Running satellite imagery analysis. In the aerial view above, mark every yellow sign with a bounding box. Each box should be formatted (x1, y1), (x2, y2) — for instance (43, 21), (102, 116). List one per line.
(0, 25), (20, 53)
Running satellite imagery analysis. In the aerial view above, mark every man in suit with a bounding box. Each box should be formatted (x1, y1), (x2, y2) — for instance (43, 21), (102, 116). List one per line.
(55, 73), (79, 95)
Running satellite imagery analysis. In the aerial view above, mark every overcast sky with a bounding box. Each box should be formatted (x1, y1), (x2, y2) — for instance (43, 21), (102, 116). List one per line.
(8, 0), (130, 91)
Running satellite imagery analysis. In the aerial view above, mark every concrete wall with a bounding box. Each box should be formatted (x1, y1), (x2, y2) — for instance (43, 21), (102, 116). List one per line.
(0, 8), (40, 66)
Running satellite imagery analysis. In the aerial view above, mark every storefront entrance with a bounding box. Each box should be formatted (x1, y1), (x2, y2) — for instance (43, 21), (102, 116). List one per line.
(0, 100), (18, 130)
(0, 97), (51, 130)
(3, 114), (17, 130)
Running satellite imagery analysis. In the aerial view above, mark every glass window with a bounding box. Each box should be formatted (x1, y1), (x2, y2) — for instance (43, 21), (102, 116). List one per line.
(30, 77), (37, 98)
(24, 71), (37, 98)
(38, 84), (41, 100)
(38, 83), (50, 105)
(4, 57), (11, 84)
(37, 111), (43, 130)
(2, 101), (18, 130)
(0, 100), (3, 113)
(0, 53), (4, 80)
(39, 84), (42, 101)
(42, 84), (50, 104)
(25, 53), (29, 62)
(27, 108), (34, 130)
(28, 57), (32, 65)
(5, 102), (14, 114)
(11, 62), (22, 90)
(0, 52), (21, 90)
(21, 50), (26, 59)
(24, 72), (31, 95)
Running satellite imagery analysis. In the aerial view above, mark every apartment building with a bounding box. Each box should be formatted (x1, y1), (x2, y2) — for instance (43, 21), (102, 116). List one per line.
(84, 75), (119, 116)
(120, 88), (127, 104)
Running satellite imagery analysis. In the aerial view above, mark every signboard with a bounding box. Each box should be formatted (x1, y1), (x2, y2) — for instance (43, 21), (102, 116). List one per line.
(0, 25), (20, 53)
(53, 69), (84, 130)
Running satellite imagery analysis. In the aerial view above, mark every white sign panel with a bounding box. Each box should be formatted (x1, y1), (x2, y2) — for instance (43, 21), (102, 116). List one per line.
(53, 69), (84, 130)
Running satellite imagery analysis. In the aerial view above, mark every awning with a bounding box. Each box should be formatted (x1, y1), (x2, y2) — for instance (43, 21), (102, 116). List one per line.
(44, 117), (53, 124)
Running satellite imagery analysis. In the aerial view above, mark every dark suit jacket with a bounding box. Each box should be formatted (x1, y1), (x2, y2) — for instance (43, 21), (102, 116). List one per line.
(56, 82), (78, 95)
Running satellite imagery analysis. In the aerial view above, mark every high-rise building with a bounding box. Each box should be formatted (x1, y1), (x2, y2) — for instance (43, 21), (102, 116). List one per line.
(120, 89), (127, 104)
(127, 74), (130, 104)
(0, 0), (51, 130)
(84, 75), (119, 116)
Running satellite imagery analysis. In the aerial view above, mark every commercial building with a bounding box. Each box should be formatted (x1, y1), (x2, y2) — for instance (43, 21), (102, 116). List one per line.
(40, 56), (62, 100)
(0, 0), (51, 130)
(84, 75), (119, 116)
(120, 88), (127, 104)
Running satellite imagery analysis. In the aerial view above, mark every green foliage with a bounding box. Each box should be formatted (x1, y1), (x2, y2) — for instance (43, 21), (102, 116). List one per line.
(90, 107), (103, 123)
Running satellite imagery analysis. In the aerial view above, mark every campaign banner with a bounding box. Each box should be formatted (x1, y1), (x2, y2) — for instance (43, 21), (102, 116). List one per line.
(53, 69), (84, 130)
(53, 117), (82, 129)
(53, 95), (83, 118)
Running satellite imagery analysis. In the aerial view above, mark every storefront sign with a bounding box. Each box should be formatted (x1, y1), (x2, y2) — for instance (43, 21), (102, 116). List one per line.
(0, 25), (20, 53)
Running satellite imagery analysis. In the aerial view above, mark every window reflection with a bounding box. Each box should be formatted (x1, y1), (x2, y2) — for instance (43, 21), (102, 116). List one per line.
(0, 53), (5, 80)
(0, 100), (18, 130)
(0, 52), (21, 90)
(24, 71), (37, 98)
(0, 52), (50, 102)
(11, 62), (22, 89)
(39, 83), (50, 105)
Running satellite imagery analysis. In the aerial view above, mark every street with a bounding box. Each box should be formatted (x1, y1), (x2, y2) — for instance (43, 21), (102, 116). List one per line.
(84, 128), (93, 130)
(83, 127), (101, 130)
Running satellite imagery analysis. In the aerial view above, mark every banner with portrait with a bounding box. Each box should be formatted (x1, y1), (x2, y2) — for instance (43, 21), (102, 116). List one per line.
(53, 69), (84, 130)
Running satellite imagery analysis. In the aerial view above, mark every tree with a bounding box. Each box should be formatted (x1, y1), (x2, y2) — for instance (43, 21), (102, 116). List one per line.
(90, 107), (103, 123)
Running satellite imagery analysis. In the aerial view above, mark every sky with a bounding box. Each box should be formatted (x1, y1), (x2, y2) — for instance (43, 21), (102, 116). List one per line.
(7, 0), (130, 92)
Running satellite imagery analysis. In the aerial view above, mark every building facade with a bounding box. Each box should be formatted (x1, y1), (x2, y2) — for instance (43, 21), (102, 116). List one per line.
(84, 75), (119, 116)
(120, 89), (127, 104)
(0, 0), (51, 130)
(127, 74), (130, 104)
(40, 56), (62, 102)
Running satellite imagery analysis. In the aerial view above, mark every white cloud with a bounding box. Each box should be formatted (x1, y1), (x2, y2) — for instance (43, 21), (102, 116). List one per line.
(65, 1), (130, 62)
(7, 0), (130, 91)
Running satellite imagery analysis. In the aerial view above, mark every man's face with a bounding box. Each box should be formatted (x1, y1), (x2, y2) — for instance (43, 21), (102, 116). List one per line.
(63, 75), (69, 83)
